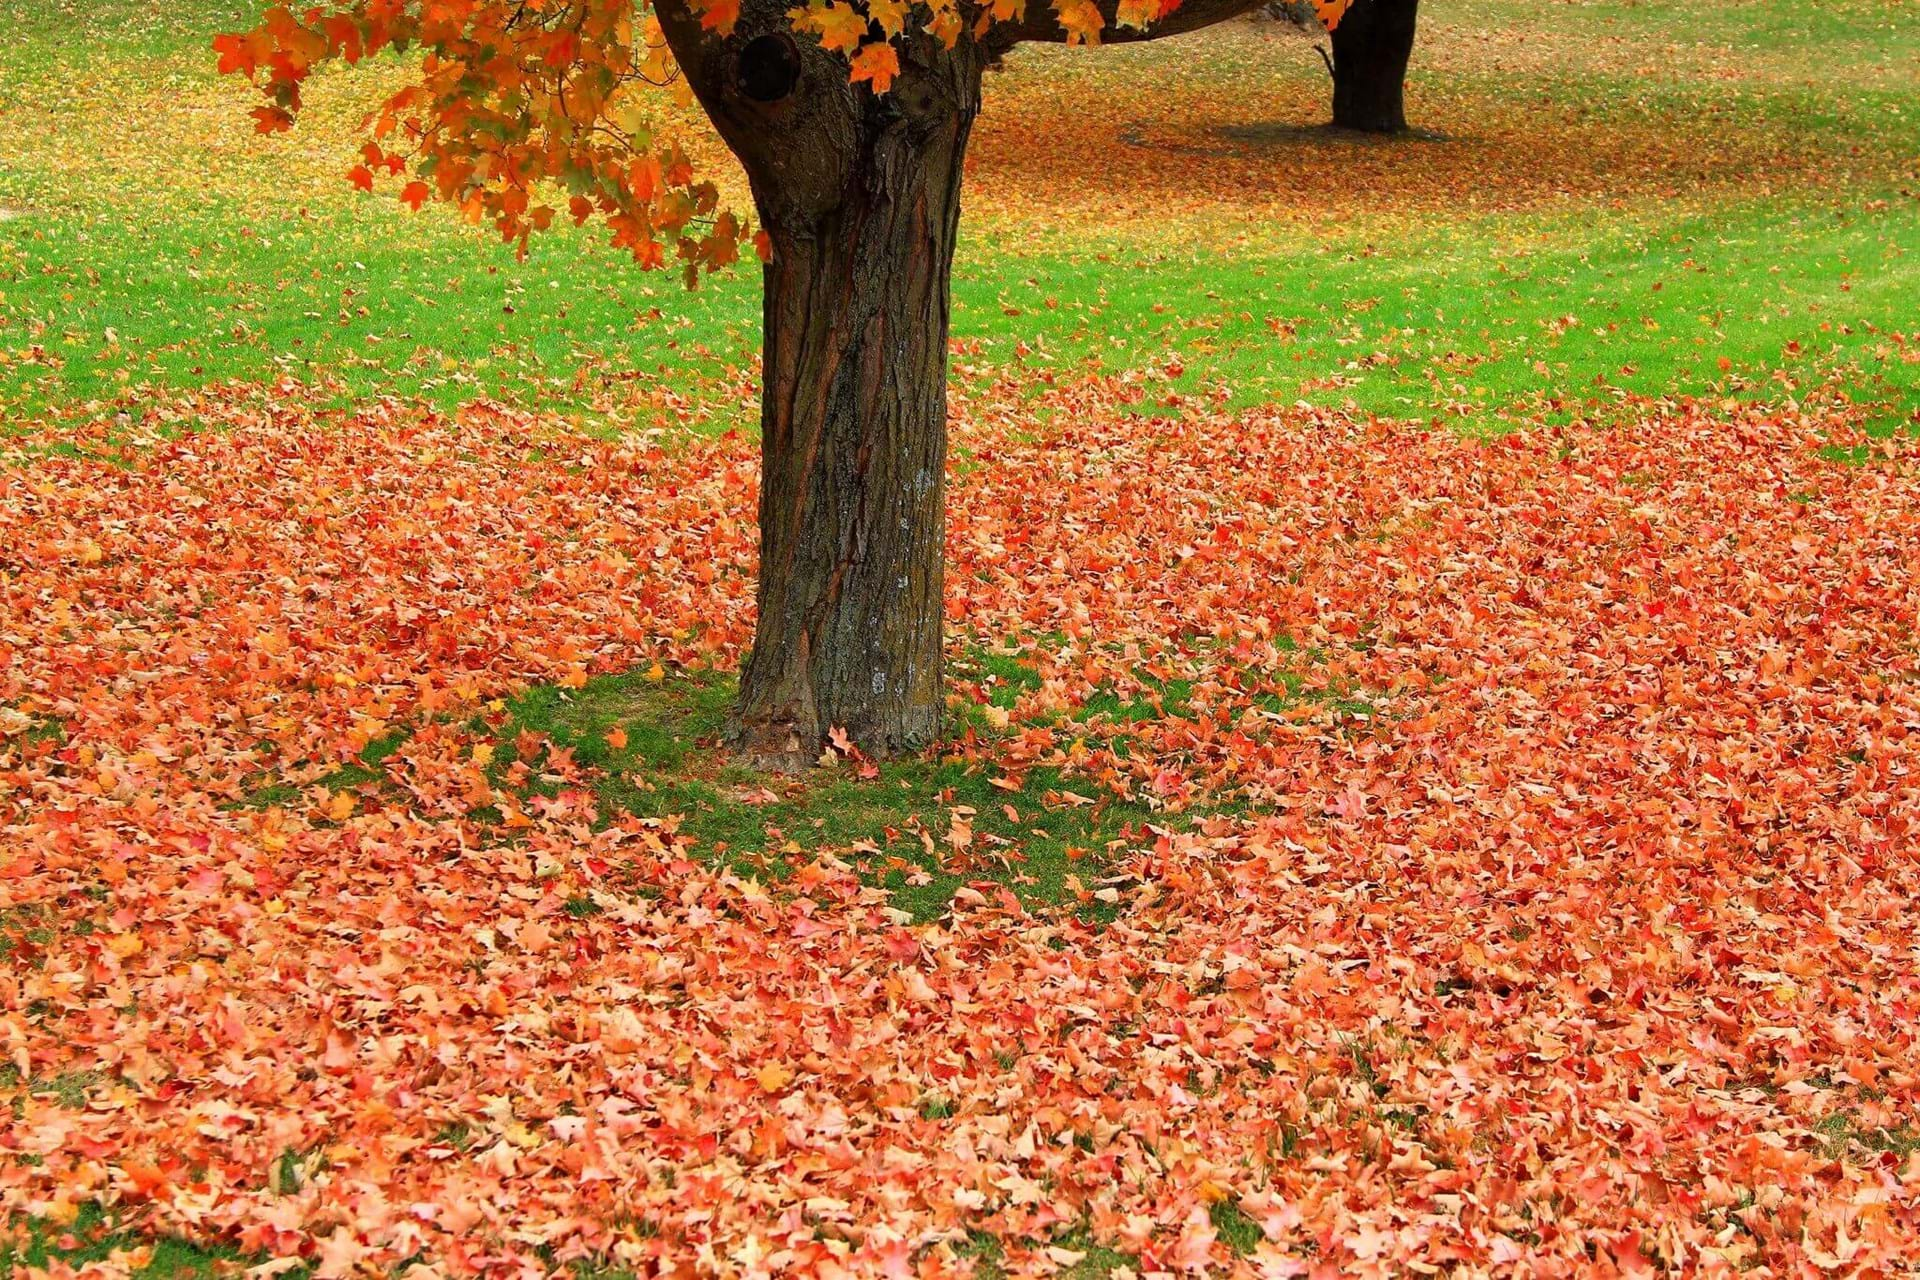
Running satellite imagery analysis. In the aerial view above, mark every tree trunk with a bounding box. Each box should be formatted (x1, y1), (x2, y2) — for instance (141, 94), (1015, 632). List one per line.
(1330, 0), (1419, 134)
(655, 11), (985, 765)
(651, 0), (1271, 766)
(738, 98), (974, 765)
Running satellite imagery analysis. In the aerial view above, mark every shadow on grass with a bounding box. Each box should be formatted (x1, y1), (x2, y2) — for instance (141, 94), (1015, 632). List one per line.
(481, 661), (1164, 925)
(231, 650), (1199, 925)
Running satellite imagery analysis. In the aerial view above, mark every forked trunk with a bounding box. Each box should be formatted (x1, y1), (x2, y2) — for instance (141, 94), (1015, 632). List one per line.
(655, 11), (986, 765)
(1330, 0), (1419, 134)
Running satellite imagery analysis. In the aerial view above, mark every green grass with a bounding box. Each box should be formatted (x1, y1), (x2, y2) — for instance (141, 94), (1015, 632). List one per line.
(963, 199), (1920, 429)
(1, 0), (1915, 432)
(1465, 0), (1920, 79)
(950, 1225), (1140, 1279)
(1, 1067), (103, 1110)
(250, 629), (1383, 925)
(222, 628), (1388, 926)
(1812, 1110), (1920, 1161)
(1, 1202), (287, 1280)
(434, 663), (1167, 924)
(0, 203), (761, 430)
(4, 196), (1915, 433)
(1209, 1197), (1265, 1256)
(237, 725), (410, 810)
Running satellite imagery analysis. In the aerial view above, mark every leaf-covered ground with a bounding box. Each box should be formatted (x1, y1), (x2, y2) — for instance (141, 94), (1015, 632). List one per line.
(5, 0), (1920, 1276)
(6, 373), (1920, 1276)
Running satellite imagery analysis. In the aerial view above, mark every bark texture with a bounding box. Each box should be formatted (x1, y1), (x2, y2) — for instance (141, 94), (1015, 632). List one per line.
(1330, 0), (1419, 133)
(658, 4), (984, 764)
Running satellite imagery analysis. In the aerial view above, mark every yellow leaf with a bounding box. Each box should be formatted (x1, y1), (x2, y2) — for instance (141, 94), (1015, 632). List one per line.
(799, 1), (869, 51)
(1052, 0), (1105, 44)
(867, 0), (910, 36)
(757, 1062), (795, 1093)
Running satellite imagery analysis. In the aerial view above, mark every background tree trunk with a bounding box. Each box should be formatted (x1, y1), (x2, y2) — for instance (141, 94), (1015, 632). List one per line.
(657, 8), (985, 765)
(1330, 0), (1420, 134)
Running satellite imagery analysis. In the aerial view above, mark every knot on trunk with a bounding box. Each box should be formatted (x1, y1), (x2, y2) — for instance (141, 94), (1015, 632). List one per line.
(736, 33), (802, 103)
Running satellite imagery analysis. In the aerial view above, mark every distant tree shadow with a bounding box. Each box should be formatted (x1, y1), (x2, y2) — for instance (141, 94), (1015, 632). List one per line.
(1118, 119), (1455, 158)
(1215, 121), (1454, 147)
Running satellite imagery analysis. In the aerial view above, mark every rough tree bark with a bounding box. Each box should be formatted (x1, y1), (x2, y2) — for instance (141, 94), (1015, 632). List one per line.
(655, 8), (985, 766)
(656, 0), (1264, 765)
(1329, 0), (1419, 134)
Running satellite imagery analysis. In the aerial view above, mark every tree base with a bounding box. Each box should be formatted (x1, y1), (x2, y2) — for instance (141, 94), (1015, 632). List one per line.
(1321, 121), (1448, 142)
(729, 705), (940, 772)
(730, 720), (818, 774)
(1329, 112), (1409, 135)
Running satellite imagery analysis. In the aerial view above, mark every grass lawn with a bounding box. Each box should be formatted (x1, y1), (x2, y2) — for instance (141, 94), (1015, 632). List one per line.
(3, 0), (1916, 433)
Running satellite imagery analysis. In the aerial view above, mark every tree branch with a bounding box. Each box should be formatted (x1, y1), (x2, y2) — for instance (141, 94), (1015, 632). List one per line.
(992, 0), (1270, 48)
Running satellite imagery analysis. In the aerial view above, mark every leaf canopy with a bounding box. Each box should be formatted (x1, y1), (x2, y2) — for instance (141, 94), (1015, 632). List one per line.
(216, 0), (1351, 282)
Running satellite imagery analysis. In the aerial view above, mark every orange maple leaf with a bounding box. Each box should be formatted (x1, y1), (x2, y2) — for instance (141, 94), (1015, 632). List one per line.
(849, 41), (901, 93)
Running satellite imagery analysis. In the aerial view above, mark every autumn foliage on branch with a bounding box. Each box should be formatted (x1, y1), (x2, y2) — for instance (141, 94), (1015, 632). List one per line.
(213, 0), (1350, 282)
(214, 1), (743, 279)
